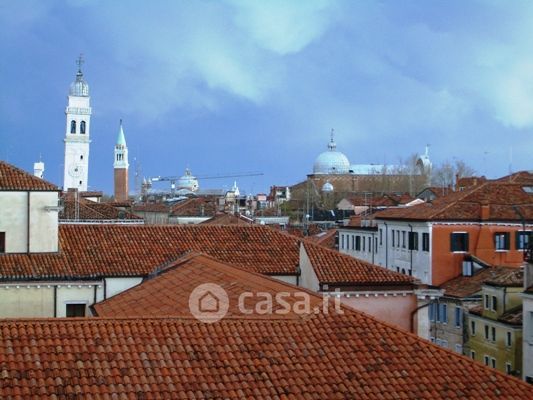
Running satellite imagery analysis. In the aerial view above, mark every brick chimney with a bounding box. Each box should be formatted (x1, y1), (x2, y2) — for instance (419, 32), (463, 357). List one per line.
(480, 200), (490, 220)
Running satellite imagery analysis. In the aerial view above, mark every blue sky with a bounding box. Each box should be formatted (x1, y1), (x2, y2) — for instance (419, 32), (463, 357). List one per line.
(1, 0), (532, 195)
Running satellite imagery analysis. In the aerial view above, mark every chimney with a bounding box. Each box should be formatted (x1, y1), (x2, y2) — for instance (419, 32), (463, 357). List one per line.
(480, 200), (490, 220)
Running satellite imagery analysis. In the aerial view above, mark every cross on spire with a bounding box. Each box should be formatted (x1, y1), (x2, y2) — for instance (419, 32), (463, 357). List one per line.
(330, 128), (335, 143)
(76, 54), (84, 73)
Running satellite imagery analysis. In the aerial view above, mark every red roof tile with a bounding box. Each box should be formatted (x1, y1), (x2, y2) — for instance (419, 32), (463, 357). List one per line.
(441, 267), (517, 298)
(0, 313), (530, 399)
(60, 193), (142, 221)
(308, 229), (337, 249)
(93, 253), (321, 317)
(170, 197), (218, 216)
(0, 224), (301, 279)
(0, 160), (58, 191)
(376, 178), (533, 221)
(303, 242), (415, 287)
(201, 212), (253, 225)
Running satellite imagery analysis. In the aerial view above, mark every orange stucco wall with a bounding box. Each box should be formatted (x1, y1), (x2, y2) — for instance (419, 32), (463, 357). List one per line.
(341, 294), (417, 332)
(431, 224), (526, 286)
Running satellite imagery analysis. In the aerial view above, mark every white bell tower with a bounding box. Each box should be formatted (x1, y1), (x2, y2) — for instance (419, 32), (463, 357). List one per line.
(63, 55), (91, 191)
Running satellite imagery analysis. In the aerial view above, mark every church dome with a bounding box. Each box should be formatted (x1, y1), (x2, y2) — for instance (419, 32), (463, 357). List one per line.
(313, 133), (350, 174)
(70, 71), (89, 97)
(177, 168), (199, 192)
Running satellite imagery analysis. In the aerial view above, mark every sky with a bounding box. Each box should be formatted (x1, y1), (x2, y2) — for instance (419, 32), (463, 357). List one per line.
(1, 0), (532, 195)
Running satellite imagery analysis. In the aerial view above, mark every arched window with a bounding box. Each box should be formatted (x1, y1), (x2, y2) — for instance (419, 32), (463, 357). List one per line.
(80, 121), (86, 134)
(70, 120), (76, 134)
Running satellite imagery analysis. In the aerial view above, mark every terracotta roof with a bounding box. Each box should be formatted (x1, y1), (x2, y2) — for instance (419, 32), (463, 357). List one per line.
(0, 160), (58, 191)
(201, 212), (253, 225)
(132, 202), (169, 213)
(484, 268), (523, 287)
(495, 170), (533, 184)
(1, 311), (531, 399)
(93, 253), (321, 318)
(60, 194), (142, 221)
(498, 305), (522, 325)
(170, 197), (218, 217)
(0, 225), (301, 279)
(308, 229), (337, 249)
(375, 179), (533, 221)
(344, 193), (413, 207)
(416, 186), (453, 198)
(441, 267), (517, 298)
(303, 242), (416, 287)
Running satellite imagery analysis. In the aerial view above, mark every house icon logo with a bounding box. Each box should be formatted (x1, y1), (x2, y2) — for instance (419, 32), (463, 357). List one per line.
(189, 283), (229, 323)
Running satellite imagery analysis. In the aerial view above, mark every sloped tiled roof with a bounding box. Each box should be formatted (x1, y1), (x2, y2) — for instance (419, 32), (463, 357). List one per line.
(441, 267), (517, 298)
(60, 195), (142, 221)
(0, 225), (416, 288)
(0, 225), (301, 279)
(170, 197), (218, 217)
(0, 160), (58, 191)
(0, 312), (531, 399)
(484, 268), (523, 287)
(131, 202), (169, 213)
(303, 242), (415, 287)
(93, 253), (321, 317)
(308, 229), (337, 249)
(375, 178), (533, 221)
(499, 305), (522, 325)
(201, 212), (253, 225)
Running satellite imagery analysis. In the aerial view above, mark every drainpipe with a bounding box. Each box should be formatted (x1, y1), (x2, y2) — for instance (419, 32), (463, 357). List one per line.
(384, 222), (389, 268)
(410, 299), (432, 335)
(53, 285), (57, 318)
(408, 224), (413, 274)
(26, 191), (31, 253)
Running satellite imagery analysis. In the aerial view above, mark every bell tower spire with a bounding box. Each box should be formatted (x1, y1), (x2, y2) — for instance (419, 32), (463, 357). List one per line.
(114, 119), (129, 202)
(63, 54), (91, 191)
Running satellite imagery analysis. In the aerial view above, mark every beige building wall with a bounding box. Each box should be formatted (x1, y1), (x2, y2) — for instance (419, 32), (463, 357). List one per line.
(0, 191), (59, 253)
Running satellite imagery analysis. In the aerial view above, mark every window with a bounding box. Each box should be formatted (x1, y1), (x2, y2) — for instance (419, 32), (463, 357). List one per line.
(506, 331), (512, 347)
(70, 120), (76, 133)
(483, 355), (489, 366)
(471, 320), (476, 335)
(0, 232), (5, 253)
(362, 236), (366, 252)
(392, 230), (395, 247)
(355, 236), (361, 251)
(455, 344), (463, 354)
(402, 231), (406, 248)
(491, 326), (496, 342)
(505, 363), (512, 374)
(396, 231), (400, 247)
(484, 325), (489, 339)
(368, 237), (371, 252)
(494, 232), (510, 251)
(470, 350), (475, 360)
(437, 303), (448, 323)
(408, 232), (419, 250)
(450, 232), (469, 252)
(66, 303), (86, 317)
(491, 296), (497, 312)
(422, 232), (429, 251)
(341, 234), (344, 249)
(429, 303), (436, 321)
(454, 307), (462, 328)
(80, 120), (86, 134)
(80, 155), (83, 160)
(379, 229), (383, 245)
(484, 295), (490, 309)
(374, 237), (378, 254)
(351, 235), (355, 250)
(516, 231), (531, 250)
(491, 358), (496, 368)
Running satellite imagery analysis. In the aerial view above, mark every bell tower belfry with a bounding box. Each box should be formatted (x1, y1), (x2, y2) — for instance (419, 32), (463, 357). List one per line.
(114, 120), (129, 202)
(63, 55), (91, 191)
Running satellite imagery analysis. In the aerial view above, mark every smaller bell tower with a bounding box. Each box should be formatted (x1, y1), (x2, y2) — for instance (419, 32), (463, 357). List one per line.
(114, 120), (129, 202)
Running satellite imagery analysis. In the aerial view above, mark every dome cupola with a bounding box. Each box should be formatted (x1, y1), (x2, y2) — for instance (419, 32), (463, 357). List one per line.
(313, 130), (350, 174)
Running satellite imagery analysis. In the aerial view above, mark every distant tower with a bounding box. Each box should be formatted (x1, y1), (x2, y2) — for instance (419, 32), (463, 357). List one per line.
(33, 160), (45, 179)
(114, 120), (129, 202)
(63, 55), (91, 191)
